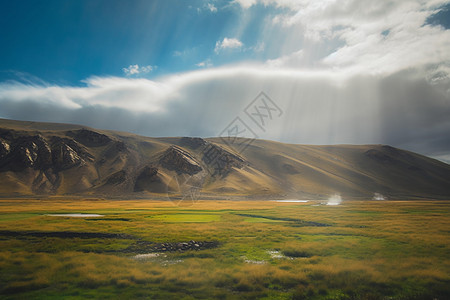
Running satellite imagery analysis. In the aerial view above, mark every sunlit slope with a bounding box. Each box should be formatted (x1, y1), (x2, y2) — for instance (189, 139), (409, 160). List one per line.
(212, 139), (450, 199)
(1, 118), (449, 199)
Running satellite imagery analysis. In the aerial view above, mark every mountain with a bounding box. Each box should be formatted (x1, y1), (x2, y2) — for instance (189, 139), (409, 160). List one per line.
(1, 118), (449, 200)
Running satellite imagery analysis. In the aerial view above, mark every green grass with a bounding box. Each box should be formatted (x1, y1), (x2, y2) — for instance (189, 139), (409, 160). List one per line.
(0, 199), (449, 299)
(0, 213), (39, 222)
(150, 213), (221, 222)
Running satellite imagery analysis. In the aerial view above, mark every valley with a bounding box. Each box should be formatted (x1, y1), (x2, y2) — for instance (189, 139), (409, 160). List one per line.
(0, 199), (449, 299)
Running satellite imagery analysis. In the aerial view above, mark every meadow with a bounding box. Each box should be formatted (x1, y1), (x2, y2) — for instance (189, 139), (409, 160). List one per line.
(0, 199), (449, 299)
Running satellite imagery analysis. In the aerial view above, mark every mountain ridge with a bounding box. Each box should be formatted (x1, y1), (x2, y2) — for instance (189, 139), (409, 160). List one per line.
(1, 118), (449, 200)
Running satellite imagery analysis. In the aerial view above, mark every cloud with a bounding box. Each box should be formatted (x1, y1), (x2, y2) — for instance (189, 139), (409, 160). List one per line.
(197, 2), (218, 13)
(266, 49), (305, 68)
(0, 76), (171, 113)
(207, 3), (217, 12)
(215, 38), (243, 54)
(196, 59), (213, 68)
(1, 65), (449, 160)
(234, 0), (450, 81)
(233, 0), (257, 9)
(122, 64), (154, 76)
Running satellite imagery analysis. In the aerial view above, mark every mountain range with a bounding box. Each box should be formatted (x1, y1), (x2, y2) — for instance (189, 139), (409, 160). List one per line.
(1, 118), (449, 200)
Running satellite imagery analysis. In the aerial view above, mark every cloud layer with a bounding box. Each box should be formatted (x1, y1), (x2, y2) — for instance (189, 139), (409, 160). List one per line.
(234, 0), (450, 78)
(1, 65), (449, 160)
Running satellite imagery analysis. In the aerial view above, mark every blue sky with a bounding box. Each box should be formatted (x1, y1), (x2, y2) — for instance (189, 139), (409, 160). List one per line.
(0, 0), (286, 83)
(0, 0), (450, 162)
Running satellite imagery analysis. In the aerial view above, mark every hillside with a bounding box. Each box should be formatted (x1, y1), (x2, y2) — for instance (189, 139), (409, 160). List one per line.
(1, 118), (449, 199)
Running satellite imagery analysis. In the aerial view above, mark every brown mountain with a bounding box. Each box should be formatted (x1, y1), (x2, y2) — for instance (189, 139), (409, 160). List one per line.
(0, 118), (449, 200)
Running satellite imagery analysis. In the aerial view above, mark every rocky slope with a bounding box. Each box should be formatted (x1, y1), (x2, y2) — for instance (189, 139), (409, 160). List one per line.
(1, 118), (450, 199)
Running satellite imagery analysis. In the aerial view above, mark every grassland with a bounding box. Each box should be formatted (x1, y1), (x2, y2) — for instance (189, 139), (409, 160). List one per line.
(0, 199), (449, 299)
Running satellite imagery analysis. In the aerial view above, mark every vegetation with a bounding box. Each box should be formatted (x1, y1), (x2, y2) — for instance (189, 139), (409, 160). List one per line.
(0, 199), (449, 299)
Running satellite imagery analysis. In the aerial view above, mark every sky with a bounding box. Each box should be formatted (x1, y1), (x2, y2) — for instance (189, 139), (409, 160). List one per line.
(0, 0), (449, 162)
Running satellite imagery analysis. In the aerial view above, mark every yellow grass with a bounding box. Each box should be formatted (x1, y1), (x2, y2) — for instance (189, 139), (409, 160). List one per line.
(0, 199), (449, 299)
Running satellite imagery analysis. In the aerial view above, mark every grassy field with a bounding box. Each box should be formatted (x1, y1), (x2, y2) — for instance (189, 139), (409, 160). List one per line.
(0, 199), (449, 299)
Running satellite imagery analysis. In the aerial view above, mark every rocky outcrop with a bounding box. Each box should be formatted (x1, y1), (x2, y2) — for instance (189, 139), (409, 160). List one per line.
(0, 138), (10, 159)
(2, 135), (53, 170)
(202, 143), (245, 175)
(179, 137), (207, 149)
(0, 134), (94, 172)
(52, 143), (85, 171)
(50, 137), (93, 160)
(50, 137), (94, 171)
(160, 146), (202, 175)
(34, 136), (53, 168)
(67, 129), (112, 147)
(134, 166), (162, 192)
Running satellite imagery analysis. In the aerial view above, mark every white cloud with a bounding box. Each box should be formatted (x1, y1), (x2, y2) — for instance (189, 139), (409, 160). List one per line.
(0, 82), (82, 110)
(196, 59), (213, 68)
(215, 38), (243, 54)
(1, 65), (449, 159)
(250, 0), (450, 80)
(266, 49), (304, 68)
(122, 64), (154, 76)
(197, 2), (218, 13)
(0, 76), (171, 113)
(233, 0), (257, 9)
(207, 3), (217, 12)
